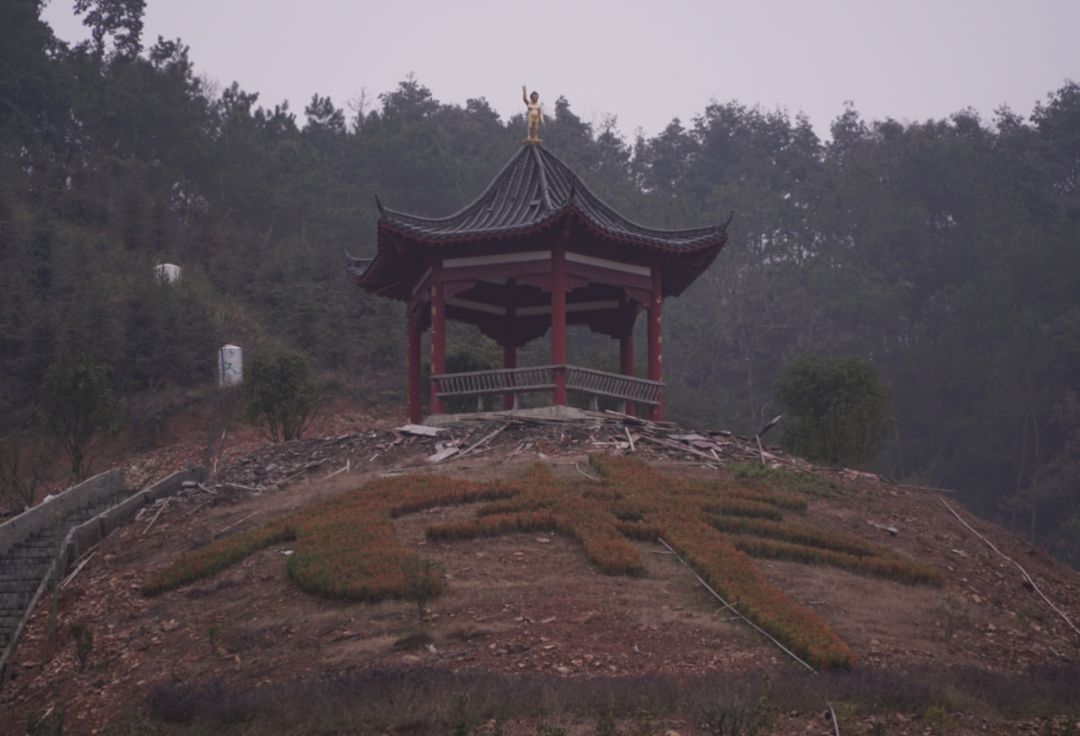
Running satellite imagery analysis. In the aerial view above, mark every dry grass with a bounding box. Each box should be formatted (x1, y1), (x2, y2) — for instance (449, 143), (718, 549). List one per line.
(143, 475), (510, 601)
(427, 465), (646, 576)
(141, 523), (297, 596)
(731, 536), (944, 586)
(131, 665), (1080, 734)
(143, 455), (942, 670)
(589, 456), (854, 669)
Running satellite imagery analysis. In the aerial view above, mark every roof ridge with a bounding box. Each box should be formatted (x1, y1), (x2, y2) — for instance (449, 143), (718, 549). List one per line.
(380, 145), (530, 225)
(529, 144), (555, 212)
(538, 146), (727, 239)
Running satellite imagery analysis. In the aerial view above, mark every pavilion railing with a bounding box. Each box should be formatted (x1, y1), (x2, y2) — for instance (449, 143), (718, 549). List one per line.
(432, 365), (663, 407)
(432, 366), (556, 398)
(564, 365), (663, 406)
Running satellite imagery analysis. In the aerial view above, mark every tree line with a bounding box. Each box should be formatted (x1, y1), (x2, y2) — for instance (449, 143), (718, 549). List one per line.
(1, 1), (1078, 564)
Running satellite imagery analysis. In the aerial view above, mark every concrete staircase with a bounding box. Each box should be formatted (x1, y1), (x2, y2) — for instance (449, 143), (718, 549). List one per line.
(0, 467), (204, 682)
(0, 486), (131, 657)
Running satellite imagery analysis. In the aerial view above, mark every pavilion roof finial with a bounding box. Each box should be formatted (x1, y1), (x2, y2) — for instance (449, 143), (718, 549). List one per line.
(522, 85), (544, 144)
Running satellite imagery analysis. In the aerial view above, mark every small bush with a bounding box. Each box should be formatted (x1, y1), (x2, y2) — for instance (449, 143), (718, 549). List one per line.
(242, 348), (320, 442)
(936, 597), (970, 645)
(207, 624), (221, 651)
(922, 703), (955, 732)
(729, 463), (838, 499)
(26, 706), (64, 736)
(594, 699), (619, 736)
(698, 684), (771, 735)
(631, 710), (656, 736)
(70, 622), (93, 670)
(773, 354), (892, 467)
(402, 555), (446, 616)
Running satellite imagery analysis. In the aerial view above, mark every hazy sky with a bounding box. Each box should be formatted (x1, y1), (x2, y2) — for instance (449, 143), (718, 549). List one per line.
(42, 0), (1079, 139)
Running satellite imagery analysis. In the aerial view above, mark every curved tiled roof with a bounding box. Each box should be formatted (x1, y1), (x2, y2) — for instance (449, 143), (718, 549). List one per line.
(379, 144), (727, 251)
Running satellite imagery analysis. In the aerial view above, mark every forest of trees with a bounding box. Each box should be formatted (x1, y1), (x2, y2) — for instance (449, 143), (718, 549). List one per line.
(1, 1), (1078, 563)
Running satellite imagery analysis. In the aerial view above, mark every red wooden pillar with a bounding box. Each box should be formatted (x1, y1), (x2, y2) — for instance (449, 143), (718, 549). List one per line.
(502, 305), (518, 410)
(619, 331), (636, 417)
(407, 308), (422, 423)
(430, 261), (446, 415)
(502, 342), (517, 410)
(648, 267), (663, 420)
(551, 244), (568, 405)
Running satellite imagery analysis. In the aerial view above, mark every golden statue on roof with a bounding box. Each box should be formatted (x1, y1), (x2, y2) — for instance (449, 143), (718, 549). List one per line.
(522, 85), (544, 143)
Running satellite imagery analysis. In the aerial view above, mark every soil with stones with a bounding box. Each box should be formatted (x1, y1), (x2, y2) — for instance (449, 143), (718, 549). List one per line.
(3, 435), (1080, 735)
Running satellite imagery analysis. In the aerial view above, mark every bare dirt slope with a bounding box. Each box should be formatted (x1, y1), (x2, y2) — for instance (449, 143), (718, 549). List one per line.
(3, 419), (1079, 735)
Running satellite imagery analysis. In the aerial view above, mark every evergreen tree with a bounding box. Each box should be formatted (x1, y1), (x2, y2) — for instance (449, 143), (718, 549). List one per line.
(774, 355), (892, 467)
(41, 356), (119, 480)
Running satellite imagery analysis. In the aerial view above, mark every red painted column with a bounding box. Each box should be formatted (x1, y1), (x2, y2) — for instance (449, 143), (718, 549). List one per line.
(502, 305), (518, 410)
(551, 244), (568, 405)
(407, 308), (422, 423)
(619, 331), (636, 417)
(648, 266), (663, 420)
(430, 261), (446, 415)
(502, 342), (517, 410)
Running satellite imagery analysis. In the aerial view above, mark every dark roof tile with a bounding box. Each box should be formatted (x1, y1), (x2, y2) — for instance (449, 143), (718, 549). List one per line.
(379, 144), (727, 251)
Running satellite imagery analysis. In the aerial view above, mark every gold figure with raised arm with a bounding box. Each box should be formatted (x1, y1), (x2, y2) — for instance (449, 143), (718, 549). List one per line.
(522, 85), (543, 143)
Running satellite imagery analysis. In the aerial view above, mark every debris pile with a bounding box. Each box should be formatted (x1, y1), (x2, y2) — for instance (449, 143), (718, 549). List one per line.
(203, 410), (813, 492)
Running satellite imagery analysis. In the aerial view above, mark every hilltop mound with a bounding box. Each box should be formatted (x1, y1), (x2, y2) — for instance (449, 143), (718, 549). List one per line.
(3, 414), (1079, 735)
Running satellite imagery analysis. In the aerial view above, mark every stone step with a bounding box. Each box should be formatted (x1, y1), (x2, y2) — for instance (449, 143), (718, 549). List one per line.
(0, 594), (36, 611)
(0, 572), (47, 584)
(0, 578), (42, 594)
(0, 592), (31, 609)
(16, 546), (55, 557)
(20, 539), (57, 551)
(0, 557), (52, 571)
(19, 530), (64, 541)
(22, 531), (58, 541)
(11, 551), (59, 563)
(3, 551), (55, 563)
(2, 553), (53, 565)
(1, 567), (52, 580)
(0, 583), (32, 596)
(14, 542), (59, 552)
(7, 542), (59, 553)
(24, 525), (63, 536)
(0, 565), (51, 580)
(2, 568), (52, 582)
(0, 487), (145, 662)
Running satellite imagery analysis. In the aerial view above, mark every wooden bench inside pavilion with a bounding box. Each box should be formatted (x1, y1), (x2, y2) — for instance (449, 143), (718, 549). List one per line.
(348, 142), (729, 422)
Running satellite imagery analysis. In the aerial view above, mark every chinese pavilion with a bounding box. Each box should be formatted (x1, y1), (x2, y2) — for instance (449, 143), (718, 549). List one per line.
(348, 142), (729, 423)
